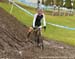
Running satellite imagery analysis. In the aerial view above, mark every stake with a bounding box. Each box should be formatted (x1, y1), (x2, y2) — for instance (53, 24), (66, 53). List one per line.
(10, 2), (14, 14)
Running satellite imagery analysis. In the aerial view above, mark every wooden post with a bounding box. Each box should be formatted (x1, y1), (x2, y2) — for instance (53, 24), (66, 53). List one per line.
(10, 0), (14, 14)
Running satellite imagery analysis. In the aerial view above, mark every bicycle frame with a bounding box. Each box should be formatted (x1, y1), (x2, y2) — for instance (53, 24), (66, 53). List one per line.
(33, 27), (44, 50)
(28, 27), (44, 50)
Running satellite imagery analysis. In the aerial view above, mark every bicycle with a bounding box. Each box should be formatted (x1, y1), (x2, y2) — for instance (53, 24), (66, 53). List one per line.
(28, 26), (44, 50)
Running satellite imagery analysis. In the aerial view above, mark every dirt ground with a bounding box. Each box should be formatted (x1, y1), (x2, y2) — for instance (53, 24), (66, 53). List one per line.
(0, 0), (4, 2)
(0, 8), (75, 59)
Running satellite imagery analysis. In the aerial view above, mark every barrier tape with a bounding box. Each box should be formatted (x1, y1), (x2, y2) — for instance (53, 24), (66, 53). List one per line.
(10, 1), (34, 16)
(47, 23), (75, 30)
(10, 0), (75, 30)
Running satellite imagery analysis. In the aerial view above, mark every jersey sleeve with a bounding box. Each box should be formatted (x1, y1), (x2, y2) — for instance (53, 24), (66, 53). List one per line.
(32, 14), (37, 27)
(43, 14), (46, 26)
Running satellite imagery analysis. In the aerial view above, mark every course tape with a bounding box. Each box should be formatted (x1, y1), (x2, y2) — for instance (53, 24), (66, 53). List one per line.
(11, 1), (34, 16)
(47, 23), (75, 30)
(10, 1), (75, 30)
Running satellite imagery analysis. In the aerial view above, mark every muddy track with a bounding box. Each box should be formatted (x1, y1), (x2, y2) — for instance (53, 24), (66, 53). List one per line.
(0, 8), (75, 59)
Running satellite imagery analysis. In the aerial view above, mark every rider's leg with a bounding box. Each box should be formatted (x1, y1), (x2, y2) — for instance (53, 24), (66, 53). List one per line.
(37, 27), (42, 44)
(27, 27), (33, 38)
(38, 27), (44, 49)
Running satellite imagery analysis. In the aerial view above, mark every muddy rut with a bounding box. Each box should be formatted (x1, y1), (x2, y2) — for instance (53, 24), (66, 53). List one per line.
(0, 8), (75, 59)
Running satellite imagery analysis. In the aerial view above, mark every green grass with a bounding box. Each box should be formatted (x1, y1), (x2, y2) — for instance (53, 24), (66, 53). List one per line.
(0, 2), (75, 46)
(0, 2), (33, 26)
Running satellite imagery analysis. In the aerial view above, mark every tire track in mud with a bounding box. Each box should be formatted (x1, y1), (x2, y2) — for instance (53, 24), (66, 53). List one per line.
(0, 26), (29, 51)
(43, 39), (75, 57)
(0, 27), (21, 50)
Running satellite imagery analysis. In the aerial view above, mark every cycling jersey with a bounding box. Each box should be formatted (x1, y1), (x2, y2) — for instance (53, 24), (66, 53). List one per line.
(33, 13), (46, 28)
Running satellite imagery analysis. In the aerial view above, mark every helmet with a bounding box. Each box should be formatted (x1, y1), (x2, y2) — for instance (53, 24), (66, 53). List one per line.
(37, 8), (43, 12)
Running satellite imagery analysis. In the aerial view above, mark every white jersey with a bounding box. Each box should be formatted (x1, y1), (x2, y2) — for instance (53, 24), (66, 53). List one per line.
(33, 13), (46, 28)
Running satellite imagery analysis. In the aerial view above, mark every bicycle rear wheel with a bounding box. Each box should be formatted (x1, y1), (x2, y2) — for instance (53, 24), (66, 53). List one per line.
(37, 30), (44, 50)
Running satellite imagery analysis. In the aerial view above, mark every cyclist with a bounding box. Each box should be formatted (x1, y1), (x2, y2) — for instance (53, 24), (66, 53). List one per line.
(27, 9), (46, 37)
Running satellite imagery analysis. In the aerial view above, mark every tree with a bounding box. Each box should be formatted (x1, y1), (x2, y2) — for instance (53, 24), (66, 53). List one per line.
(45, 0), (53, 5)
(73, 0), (75, 9)
(60, 0), (63, 7)
(56, 0), (60, 6)
(53, 0), (56, 5)
(42, 0), (44, 4)
(65, 0), (72, 9)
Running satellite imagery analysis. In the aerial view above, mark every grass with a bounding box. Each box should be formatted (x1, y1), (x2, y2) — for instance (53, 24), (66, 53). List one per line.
(0, 2), (33, 26)
(0, 2), (75, 46)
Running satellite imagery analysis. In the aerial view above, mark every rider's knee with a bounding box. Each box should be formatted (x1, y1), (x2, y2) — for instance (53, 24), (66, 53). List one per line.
(28, 27), (33, 32)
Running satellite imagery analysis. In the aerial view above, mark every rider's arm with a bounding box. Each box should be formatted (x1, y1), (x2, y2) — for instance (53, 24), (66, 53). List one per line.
(43, 14), (46, 27)
(33, 14), (37, 28)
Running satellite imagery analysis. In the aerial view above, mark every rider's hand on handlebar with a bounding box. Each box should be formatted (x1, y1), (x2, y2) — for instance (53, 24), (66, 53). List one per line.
(33, 27), (36, 30)
(44, 26), (46, 31)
